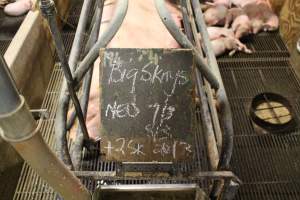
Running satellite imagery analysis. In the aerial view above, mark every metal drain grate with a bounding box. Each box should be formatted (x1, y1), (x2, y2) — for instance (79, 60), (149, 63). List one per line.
(217, 33), (300, 199)
(0, 39), (11, 56)
(232, 135), (300, 182)
(13, 66), (63, 200)
(236, 182), (300, 200)
(219, 65), (300, 99)
(218, 32), (289, 60)
(65, 1), (96, 28)
(53, 31), (89, 61)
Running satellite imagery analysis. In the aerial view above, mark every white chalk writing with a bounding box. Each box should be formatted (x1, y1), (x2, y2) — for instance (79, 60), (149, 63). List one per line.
(104, 138), (192, 159)
(105, 101), (140, 119)
(102, 51), (193, 159)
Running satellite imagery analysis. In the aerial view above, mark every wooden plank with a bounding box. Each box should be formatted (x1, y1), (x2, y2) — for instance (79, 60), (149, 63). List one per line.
(4, 0), (71, 108)
(0, 0), (71, 192)
(269, 0), (300, 78)
(99, 48), (196, 162)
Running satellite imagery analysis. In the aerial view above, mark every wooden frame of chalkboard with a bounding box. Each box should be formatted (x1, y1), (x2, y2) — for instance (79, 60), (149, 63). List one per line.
(99, 48), (196, 162)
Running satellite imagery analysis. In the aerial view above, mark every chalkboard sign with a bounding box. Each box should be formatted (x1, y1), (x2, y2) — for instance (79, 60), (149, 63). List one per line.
(99, 48), (196, 162)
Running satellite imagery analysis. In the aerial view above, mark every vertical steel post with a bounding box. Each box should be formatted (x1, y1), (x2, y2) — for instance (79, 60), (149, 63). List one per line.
(40, 0), (91, 168)
(0, 55), (91, 200)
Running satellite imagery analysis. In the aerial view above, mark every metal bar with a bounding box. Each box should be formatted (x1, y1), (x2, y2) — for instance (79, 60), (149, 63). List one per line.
(195, 70), (219, 170)
(73, 0), (129, 84)
(68, 0), (93, 72)
(255, 105), (286, 111)
(100, 184), (199, 192)
(205, 84), (223, 153)
(73, 170), (241, 183)
(179, 0), (194, 43)
(179, 0), (203, 168)
(71, 0), (105, 170)
(0, 55), (91, 200)
(65, 2), (105, 131)
(58, 0), (94, 155)
(66, 109), (76, 130)
(0, 55), (21, 114)
(153, 0), (220, 90)
(185, 0), (219, 170)
(190, 0), (235, 198)
(11, 133), (91, 200)
(39, 0), (91, 168)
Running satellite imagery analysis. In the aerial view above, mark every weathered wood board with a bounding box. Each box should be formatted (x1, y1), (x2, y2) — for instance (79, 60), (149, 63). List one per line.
(99, 48), (196, 162)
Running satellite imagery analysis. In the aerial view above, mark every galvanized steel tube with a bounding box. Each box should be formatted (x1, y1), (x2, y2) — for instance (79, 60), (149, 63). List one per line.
(191, 0), (233, 170)
(190, 0), (234, 198)
(0, 55), (21, 114)
(183, 0), (220, 170)
(154, 0), (220, 90)
(73, 0), (129, 84)
(54, 0), (94, 169)
(0, 55), (91, 200)
(40, 0), (91, 168)
(71, 0), (104, 170)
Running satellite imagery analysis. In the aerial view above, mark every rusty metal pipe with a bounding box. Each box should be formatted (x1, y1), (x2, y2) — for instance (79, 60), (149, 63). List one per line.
(0, 55), (91, 200)
(71, 0), (105, 170)
(0, 55), (21, 114)
(191, 0), (233, 170)
(40, 0), (91, 168)
(185, 0), (220, 170)
(190, 0), (234, 198)
(54, 0), (97, 170)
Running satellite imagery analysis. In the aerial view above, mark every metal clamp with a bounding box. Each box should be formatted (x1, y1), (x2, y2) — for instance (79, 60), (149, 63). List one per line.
(40, 0), (56, 18)
(0, 95), (39, 143)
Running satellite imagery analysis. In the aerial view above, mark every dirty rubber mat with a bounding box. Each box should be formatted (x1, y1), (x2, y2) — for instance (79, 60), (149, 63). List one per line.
(217, 32), (300, 199)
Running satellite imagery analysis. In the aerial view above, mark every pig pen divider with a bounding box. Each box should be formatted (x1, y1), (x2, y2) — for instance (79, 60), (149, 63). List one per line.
(154, 0), (236, 198)
(40, 0), (93, 169)
(70, 0), (105, 171)
(190, 0), (235, 198)
(38, 0), (237, 199)
(40, 0), (129, 170)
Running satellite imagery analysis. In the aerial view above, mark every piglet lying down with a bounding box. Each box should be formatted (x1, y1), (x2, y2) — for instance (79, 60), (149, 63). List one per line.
(207, 27), (252, 56)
